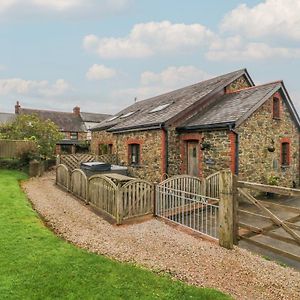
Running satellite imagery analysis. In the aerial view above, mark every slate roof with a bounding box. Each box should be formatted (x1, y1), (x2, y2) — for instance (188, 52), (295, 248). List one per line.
(92, 69), (253, 132)
(20, 108), (85, 132)
(0, 112), (15, 125)
(178, 81), (295, 130)
(80, 112), (111, 123)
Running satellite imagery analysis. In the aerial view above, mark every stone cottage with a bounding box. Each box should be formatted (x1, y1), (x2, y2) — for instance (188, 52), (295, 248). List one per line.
(14, 102), (111, 154)
(91, 69), (300, 187)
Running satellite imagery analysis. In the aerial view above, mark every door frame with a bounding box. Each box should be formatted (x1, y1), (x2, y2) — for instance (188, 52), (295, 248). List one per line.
(180, 133), (203, 177)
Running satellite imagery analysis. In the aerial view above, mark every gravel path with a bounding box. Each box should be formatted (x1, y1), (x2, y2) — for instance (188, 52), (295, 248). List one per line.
(23, 173), (300, 300)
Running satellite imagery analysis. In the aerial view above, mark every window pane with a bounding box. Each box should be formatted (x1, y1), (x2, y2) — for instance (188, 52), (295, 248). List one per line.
(130, 144), (140, 165)
(70, 132), (78, 140)
(281, 142), (289, 165)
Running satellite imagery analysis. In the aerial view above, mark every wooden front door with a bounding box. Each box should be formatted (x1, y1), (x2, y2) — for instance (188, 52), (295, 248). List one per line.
(187, 141), (199, 177)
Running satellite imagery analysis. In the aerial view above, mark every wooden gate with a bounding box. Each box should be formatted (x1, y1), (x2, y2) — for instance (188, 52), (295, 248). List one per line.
(237, 181), (300, 262)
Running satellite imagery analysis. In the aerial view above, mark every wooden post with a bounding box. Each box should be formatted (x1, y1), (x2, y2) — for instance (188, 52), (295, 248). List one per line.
(232, 174), (238, 245)
(29, 160), (41, 177)
(116, 187), (123, 225)
(219, 170), (234, 249)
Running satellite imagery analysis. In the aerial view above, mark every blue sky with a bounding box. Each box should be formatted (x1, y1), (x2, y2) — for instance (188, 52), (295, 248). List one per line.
(0, 0), (299, 114)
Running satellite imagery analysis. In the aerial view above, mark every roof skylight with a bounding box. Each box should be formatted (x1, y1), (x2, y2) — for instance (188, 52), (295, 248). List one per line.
(107, 116), (118, 122)
(149, 103), (171, 113)
(120, 111), (135, 118)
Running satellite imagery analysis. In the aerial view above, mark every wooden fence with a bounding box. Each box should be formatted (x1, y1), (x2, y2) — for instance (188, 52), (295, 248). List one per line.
(88, 175), (118, 220)
(57, 153), (118, 172)
(55, 164), (238, 249)
(70, 169), (88, 202)
(0, 139), (36, 159)
(56, 164), (69, 191)
(121, 179), (154, 221)
(55, 164), (154, 224)
(237, 180), (300, 261)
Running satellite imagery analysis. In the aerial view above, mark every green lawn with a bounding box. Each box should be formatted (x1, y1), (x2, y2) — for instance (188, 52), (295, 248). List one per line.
(0, 170), (230, 300)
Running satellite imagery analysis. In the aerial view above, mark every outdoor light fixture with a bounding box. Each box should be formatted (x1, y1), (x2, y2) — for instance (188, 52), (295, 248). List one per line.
(200, 138), (211, 151)
(267, 139), (275, 152)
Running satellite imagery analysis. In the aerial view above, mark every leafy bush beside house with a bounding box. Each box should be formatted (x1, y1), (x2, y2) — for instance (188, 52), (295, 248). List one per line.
(0, 114), (63, 160)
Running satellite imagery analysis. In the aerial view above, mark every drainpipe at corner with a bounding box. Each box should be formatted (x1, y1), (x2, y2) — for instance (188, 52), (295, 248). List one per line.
(161, 124), (168, 179)
(229, 124), (239, 175)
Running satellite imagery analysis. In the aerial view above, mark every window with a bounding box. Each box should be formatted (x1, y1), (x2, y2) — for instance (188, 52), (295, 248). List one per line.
(273, 97), (280, 119)
(99, 143), (113, 155)
(129, 143), (140, 165)
(281, 142), (290, 166)
(120, 111), (135, 118)
(70, 132), (78, 140)
(107, 116), (118, 122)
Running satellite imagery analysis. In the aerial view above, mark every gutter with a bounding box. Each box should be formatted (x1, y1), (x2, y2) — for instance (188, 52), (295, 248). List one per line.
(176, 121), (235, 132)
(107, 123), (162, 134)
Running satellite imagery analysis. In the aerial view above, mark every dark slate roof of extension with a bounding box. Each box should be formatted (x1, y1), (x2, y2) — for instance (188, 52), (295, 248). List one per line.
(0, 112), (16, 124)
(179, 81), (300, 130)
(80, 112), (112, 123)
(20, 108), (86, 132)
(92, 69), (253, 132)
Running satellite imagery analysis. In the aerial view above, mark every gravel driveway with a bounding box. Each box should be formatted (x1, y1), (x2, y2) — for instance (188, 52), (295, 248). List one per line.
(23, 173), (300, 300)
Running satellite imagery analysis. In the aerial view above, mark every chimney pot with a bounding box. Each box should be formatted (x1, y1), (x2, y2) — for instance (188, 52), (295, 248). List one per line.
(15, 101), (21, 114)
(73, 106), (80, 116)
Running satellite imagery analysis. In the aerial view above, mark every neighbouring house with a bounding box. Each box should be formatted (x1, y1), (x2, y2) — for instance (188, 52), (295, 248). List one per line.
(14, 102), (111, 154)
(80, 112), (113, 141)
(0, 112), (16, 125)
(91, 68), (300, 187)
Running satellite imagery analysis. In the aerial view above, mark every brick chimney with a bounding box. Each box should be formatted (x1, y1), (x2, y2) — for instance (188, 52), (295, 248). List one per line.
(15, 101), (21, 114)
(73, 106), (80, 116)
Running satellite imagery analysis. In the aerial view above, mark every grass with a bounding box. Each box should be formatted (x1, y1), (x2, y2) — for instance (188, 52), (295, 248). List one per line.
(0, 169), (231, 300)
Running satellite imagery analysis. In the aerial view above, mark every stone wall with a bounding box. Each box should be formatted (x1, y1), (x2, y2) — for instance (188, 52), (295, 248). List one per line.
(236, 92), (299, 187)
(201, 130), (231, 177)
(91, 129), (163, 182)
(91, 131), (116, 155)
(116, 130), (163, 182)
(167, 128), (232, 178)
(225, 75), (251, 93)
(167, 127), (181, 177)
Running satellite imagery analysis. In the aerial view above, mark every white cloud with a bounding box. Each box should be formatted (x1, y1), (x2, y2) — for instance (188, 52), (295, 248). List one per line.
(0, 78), (71, 97)
(0, 0), (131, 18)
(32, 0), (83, 11)
(206, 36), (300, 61)
(83, 21), (215, 59)
(221, 0), (300, 41)
(86, 64), (117, 80)
(140, 66), (211, 88)
(0, 65), (6, 71)
(113, 66), (212, 101)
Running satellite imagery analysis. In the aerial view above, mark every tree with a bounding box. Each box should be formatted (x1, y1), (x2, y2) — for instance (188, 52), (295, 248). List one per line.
(0, 114), (63, 158)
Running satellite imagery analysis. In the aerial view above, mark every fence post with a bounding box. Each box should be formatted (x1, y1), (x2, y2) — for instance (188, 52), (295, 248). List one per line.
(219, 170), (234, 249)
(116, 188), (123, 225)
(153, 183), (157, 216)
(232, 174), (239, 245)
